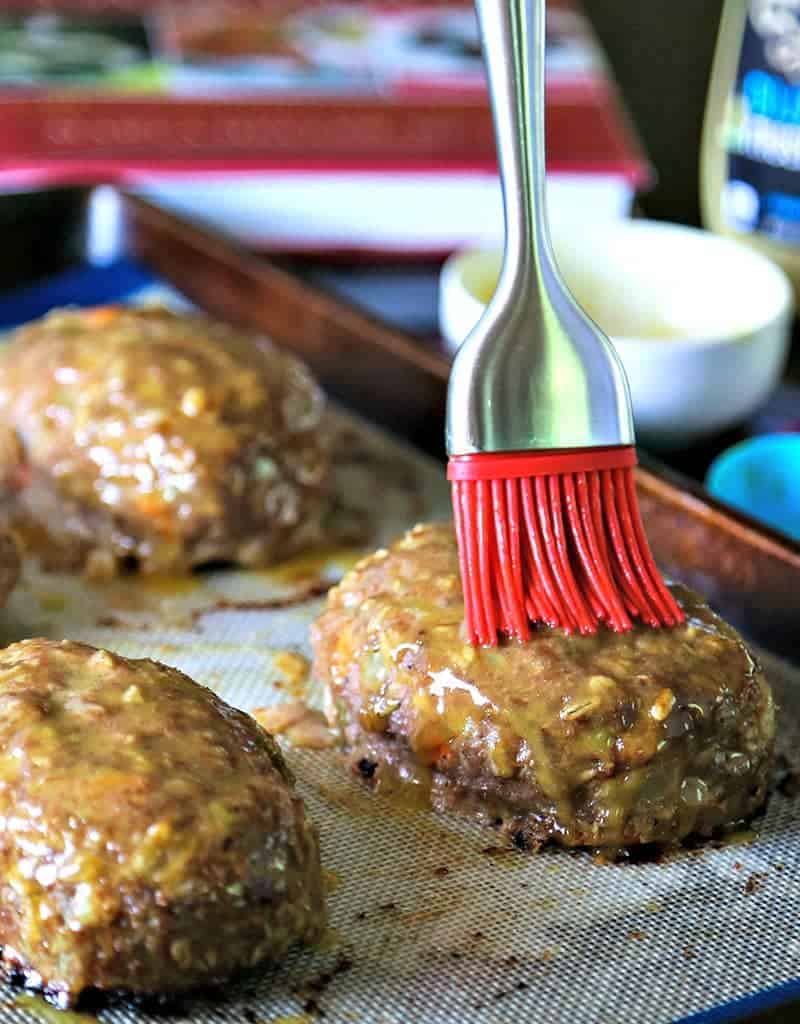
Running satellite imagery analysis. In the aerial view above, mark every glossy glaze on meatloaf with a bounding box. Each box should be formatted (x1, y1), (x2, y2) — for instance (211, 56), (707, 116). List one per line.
(0, 306), (332, 576)
(0, 639), (326, 1003)
(312, 523), (775, 850)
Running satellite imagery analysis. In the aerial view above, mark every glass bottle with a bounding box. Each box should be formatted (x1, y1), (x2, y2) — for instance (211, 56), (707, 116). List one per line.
(701, 0), (800, 300)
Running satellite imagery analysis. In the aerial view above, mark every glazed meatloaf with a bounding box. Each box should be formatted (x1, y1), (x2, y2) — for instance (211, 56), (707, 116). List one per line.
(312, 523), (775, 850)
(0, 305), (331, 576)
(0, 639), (326, 1003)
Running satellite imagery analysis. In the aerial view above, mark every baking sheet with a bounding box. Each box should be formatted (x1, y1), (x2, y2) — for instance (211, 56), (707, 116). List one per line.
(1, 407), (799, 1024)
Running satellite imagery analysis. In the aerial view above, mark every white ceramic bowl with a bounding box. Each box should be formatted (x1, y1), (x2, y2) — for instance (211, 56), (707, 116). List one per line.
(439, 220), (794, 449)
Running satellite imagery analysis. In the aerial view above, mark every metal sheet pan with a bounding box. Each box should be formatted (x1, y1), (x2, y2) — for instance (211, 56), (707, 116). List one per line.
(0, 404), (797, 1024)
(0, 198), (798, 1023)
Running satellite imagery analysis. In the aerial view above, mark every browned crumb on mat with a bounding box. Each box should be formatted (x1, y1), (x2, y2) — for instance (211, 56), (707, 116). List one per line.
(273, 650), (311, 693)
(291, 953), (354, 1019)
(481, 845), (516, 858)
(95, 615), (125, 629)
(744, 872), (768, 895)
(252, 702), (335, 750)
(191, 583), (332, 626)
(94, 613), (190, 634)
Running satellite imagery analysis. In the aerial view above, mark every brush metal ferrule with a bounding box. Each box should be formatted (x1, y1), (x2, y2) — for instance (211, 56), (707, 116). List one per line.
(445, 0), (635, 457)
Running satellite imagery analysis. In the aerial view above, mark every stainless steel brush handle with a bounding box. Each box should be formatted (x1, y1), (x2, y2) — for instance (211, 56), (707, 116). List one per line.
(446, 0), (634, 455)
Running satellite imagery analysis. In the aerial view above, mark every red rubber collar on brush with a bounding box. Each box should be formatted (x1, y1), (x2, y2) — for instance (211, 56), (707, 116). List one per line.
(448, 445), (684, 646)
(447, 446), (637, 481)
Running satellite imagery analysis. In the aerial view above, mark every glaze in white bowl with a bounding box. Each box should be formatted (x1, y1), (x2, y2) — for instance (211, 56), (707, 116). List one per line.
(439, 220), (794, 448)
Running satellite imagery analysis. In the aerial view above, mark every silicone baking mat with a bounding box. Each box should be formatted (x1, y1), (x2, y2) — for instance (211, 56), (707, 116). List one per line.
(0, 404), (797, 1024)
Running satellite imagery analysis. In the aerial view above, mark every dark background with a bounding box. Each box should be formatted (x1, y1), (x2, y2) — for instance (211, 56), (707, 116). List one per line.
(584, 0), (725, 227)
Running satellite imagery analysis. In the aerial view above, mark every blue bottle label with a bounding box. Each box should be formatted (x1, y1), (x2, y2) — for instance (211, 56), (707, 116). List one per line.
(724, 1), (800, 244)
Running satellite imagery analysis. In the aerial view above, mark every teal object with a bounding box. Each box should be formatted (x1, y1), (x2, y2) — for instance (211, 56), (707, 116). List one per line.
(706, 434), (800, 542)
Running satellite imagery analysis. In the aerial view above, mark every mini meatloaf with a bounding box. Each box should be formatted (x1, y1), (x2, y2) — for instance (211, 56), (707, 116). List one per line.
(0, 639), (326, 1003)
(0, 306), (331, 576)
(0, 529), (19, 608)
(312, 523), (775, 850)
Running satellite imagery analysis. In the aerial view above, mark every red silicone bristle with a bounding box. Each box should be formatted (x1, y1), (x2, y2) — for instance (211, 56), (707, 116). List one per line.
(546, 475), (595, 634)
(620, 468), (684, 627)
(579, 470), (633, 629)
(451, 480), (479, 645)
(490, 479), (529, 641)
(505, 480), (529, 633)
(520, 477), (569, 629)
(448, 447), (685, 646)
(561, 473), (606, 623)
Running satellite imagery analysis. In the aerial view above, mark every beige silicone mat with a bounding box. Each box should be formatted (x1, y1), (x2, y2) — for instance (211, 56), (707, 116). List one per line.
(1, 408), (799, 1024)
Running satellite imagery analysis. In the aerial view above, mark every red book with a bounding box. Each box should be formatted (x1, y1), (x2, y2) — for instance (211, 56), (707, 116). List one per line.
(0, 0), (650, 254)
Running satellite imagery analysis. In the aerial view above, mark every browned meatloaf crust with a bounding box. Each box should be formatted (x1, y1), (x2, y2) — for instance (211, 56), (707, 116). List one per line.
(311, 523), (775, 850)
(0, 639), (326, 1004)
(0, 306), (332, 577)
(0, 529), (19, 608)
